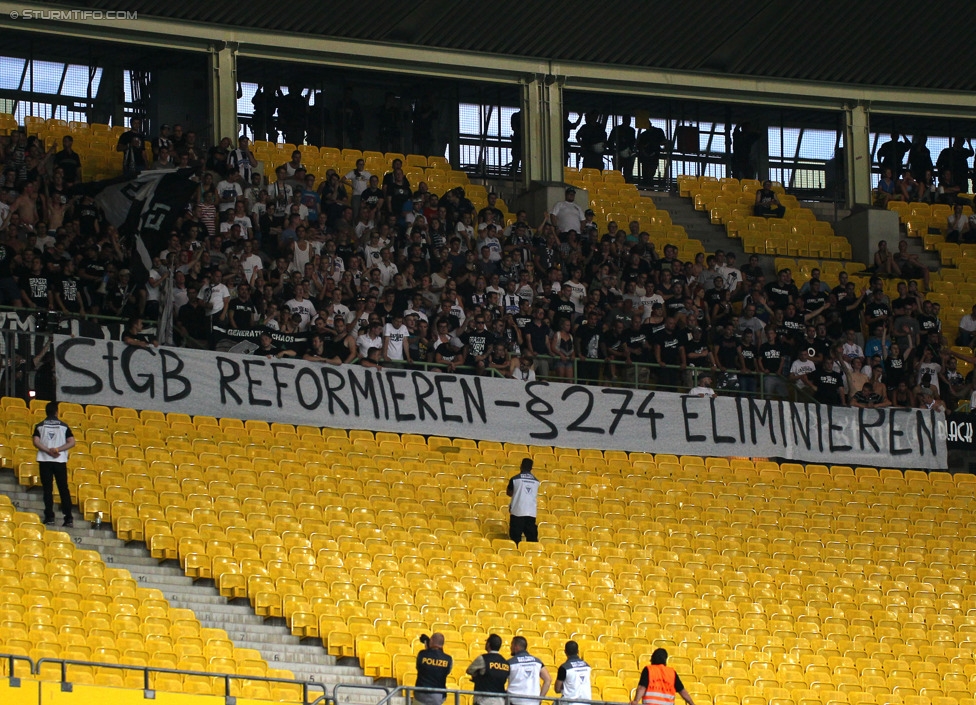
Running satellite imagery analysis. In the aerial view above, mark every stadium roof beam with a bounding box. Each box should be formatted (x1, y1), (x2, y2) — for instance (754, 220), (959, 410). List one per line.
(557, 63), (976, 121)
(1, 1), (974, 119)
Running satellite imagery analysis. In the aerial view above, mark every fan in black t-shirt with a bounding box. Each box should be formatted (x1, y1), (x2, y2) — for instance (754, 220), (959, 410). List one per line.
(654, 317), (685, 388)
(739, 329), (759, 392)
(684, 327), (712, 371)
(809, 359), (847, 406)
(462, 318), (494, 373)
(624, 315), (650, 364)
(20, 260), (50, 309)
(765, 270), (798, 310)
(549, 286), (576, 330)
(228, 284), (259, 329)
(54, 261), (84, 315)
(759, 329), (785, 376)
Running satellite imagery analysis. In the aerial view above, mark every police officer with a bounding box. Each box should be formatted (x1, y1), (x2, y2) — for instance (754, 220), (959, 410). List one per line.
(631, 649), (696, 705)
(466, 633), (510, 705)
(506, 458), (540, 544)
(554, 640), (592, 702)
(416, 633), (453, 705)
(508, 636), (551, 705)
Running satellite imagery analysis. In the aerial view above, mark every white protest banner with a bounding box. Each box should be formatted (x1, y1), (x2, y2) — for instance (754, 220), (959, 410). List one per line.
(54, 335), (947, 469)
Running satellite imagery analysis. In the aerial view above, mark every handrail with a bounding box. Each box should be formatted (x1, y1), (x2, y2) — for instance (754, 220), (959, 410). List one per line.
(0, 652), (34, 682)
(531, 353), (817, 403)
(0, 303), (150, 326)
(32, 656), (328, 704)
(395, 360), (508, 379)
(327, 682), (394, 705)
(374, 684), (633, 705)
(6, 315), (812, 403)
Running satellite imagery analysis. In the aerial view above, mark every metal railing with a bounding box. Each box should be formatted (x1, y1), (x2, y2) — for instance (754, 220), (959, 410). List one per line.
(0, 304), (155, 326)
(531, 354), (815, 403)
(379, 360), (508, 379)
(329, 683), (396, 705)
(373, 684), (633, 705)
(3, 654), (329, 704)
(0, 304), (158, 388)
(0, 304), (809, 403)
(0, 652), (34, 683)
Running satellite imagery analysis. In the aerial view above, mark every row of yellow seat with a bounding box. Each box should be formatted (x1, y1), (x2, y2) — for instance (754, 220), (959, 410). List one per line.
(675, 174), (859, 265)
(7, 396), (974, 700)
(741, 234), (852, 260)
(885, 192), (976, 326)
(564, 168), (666, 239)
(11, 113), (478, 194)
(252, 141), (480, 205)
(252, 142), (448, 170)
(0, 495), (302, 700)
(887, 201), (972, 224)
(679, 175), (767, 197)
(5, 398), (976, 702)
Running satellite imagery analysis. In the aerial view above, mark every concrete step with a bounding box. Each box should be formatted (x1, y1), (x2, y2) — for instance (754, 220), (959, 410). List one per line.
(171, 607), (268, 625)
(261, 655), (365, 672)
(277, 669), (374, 686)
(803, 200), (851, 224)
(114, 572), (198, 586)
(898, 236), (940, 271)
(168, 594), (243, 606)
(649, 191), (776, 274)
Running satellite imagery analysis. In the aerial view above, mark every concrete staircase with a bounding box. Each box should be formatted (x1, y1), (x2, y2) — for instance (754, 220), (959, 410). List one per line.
(803, 200), (851, 224)
(647, 190), (941, 278)
(801, 200), (939, 272)
(0, 468), (389, 703)
(897, 236), (941, 273)
(649, 191), (731, 253)
(647, 190), (778, 277)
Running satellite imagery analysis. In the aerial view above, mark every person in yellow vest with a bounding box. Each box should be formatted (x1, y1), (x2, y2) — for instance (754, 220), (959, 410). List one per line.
(631, 649), (697, 705)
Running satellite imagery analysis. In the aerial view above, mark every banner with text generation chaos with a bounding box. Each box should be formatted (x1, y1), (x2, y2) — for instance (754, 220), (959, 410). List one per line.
(53, 336), (948, 469)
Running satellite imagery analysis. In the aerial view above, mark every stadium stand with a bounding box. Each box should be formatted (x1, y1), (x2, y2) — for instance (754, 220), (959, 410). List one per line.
(3, 397), (976, 704)
(4, 107), (976, 412)
(0, 491), (305, 700)
(679, 176), (852, 263)
(2, 118), (505, 219)
(672, 173), (976, 404)
(2, 7), (976, 705)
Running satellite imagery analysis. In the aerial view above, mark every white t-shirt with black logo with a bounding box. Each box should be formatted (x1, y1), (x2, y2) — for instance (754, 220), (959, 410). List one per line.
(384, 322), (409, 360)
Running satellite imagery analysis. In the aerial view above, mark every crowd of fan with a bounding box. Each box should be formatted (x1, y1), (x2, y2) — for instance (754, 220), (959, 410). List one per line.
(0, 122), (975, 411)
(873, 133), (975, 215)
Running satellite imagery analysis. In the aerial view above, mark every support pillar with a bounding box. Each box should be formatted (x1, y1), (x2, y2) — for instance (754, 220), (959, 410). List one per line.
(844, 103), (872, 208)
(521, 75), (564, 185)
(209, 42), (239, 145)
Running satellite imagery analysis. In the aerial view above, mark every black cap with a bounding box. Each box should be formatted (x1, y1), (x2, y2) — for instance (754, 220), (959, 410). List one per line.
(585, 208), (595, 216)
(565, 186), (576, 193)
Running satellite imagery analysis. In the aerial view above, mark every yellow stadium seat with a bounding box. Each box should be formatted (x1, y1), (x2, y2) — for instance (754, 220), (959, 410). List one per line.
(11, 398), (971, 695)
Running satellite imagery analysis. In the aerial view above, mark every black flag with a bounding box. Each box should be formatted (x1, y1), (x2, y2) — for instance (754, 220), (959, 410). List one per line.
(93, 169), (197, 286)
